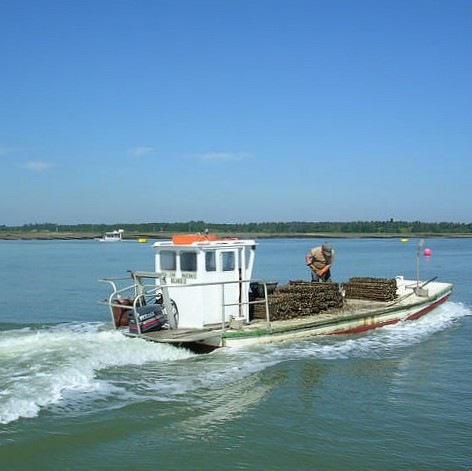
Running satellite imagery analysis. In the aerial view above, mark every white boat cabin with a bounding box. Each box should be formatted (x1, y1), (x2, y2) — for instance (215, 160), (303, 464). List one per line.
(153, 235), (257, 328)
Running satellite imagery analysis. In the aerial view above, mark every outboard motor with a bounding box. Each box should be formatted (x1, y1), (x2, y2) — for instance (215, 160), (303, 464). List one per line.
(128, 304), (168, 334)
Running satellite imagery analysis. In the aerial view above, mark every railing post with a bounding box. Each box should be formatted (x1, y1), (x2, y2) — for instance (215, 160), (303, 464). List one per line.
(221, 283), (226, 332)
(160, 276), (177, 329)
(263, 282), (272, 333)
(103, 280), (119, 328)
(132, 296), (142, 335)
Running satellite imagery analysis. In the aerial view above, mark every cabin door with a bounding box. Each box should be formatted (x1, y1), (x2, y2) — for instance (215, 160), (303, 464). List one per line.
(218, 249), (242, 320)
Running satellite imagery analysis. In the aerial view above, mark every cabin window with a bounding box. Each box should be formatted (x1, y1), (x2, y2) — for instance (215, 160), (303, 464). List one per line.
(160, 250), (176, 270)
(205, 252), (216, 272)
(180, 251), (197, 272)
(221, 251), (235, 271)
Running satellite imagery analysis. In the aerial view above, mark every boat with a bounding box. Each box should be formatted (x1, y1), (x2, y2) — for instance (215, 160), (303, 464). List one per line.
(99, 234), (453, 353)
(95, 229), (124, 242)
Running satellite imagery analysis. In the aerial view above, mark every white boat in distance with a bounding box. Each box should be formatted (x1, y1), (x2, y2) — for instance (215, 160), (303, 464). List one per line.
(99, 234), (453, 353)
(96, 229), (124, 242)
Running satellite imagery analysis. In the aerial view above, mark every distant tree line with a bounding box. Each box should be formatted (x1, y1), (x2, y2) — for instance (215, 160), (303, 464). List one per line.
(1, 220), (472, 235)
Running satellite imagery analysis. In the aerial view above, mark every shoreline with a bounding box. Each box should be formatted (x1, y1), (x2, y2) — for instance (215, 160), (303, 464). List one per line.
(1, 231), (472, 240)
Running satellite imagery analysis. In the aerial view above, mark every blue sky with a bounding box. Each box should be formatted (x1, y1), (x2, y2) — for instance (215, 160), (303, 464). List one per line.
(1, 0), (471, 225)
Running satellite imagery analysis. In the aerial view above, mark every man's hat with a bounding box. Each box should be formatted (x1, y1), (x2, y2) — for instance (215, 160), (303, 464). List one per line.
(322, 243), (333, 253)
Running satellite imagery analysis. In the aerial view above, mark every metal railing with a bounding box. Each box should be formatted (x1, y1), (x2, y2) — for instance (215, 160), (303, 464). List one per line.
(99, 272), (273, 336)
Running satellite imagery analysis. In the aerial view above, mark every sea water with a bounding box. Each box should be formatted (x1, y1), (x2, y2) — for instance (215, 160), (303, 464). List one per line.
(0, 238), (471, 470)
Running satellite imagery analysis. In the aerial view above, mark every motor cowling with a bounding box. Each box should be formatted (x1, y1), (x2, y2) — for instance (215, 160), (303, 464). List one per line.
(128, 304), (168, 334)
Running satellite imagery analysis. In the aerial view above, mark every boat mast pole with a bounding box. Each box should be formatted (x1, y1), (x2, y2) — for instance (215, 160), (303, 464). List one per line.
(416, 238), (424, 292)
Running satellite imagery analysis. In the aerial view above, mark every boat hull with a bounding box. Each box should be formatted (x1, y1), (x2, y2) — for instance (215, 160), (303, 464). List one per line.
(122, 282), (452, 353)
(221, 286), (452, 348)
(334, 290), (451, 335)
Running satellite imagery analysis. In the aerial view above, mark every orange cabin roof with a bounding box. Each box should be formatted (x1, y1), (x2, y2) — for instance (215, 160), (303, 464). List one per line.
(172, 234), (219, 245)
